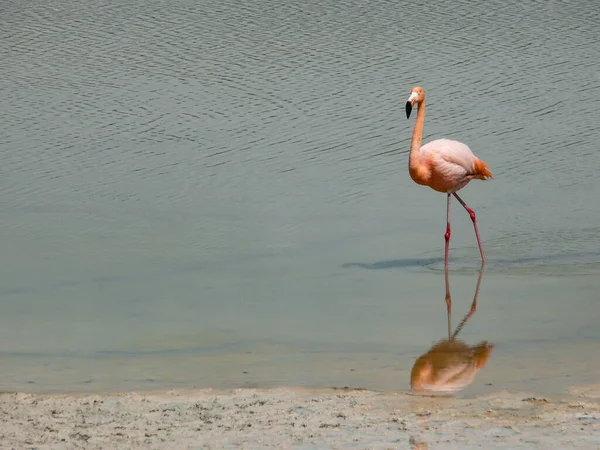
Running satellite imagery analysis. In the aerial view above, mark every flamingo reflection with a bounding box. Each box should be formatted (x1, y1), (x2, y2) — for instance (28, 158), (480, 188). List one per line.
(410, 265), (493, 392)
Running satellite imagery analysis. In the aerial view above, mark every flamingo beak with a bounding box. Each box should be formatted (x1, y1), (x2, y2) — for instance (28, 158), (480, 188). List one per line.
(406, 92), (418, 119)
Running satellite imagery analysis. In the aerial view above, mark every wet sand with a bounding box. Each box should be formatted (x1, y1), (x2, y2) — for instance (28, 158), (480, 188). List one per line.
(2, 385), (599, 449)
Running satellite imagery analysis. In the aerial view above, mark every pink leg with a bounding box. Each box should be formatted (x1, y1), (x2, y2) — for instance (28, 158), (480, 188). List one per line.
(444, 194), (451, 270)
(452, 193), (486, 263)
(444, 265), (452, 339)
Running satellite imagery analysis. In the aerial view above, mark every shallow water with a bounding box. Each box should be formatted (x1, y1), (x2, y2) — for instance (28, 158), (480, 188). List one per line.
(1, 0), (599, 394)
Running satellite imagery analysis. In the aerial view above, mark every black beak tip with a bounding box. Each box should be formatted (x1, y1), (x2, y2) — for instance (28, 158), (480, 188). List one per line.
(405, 102), (412, 119)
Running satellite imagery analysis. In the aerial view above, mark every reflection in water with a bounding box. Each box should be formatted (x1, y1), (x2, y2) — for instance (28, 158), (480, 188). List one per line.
(410, 266), (493, 393)
(409, 436), (429, 450)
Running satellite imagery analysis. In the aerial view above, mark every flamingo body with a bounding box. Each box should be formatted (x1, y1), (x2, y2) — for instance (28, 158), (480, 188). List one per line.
(412, 138), (493, 193)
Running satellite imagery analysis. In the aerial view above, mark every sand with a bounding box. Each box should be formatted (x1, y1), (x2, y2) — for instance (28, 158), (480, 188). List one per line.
(2, 385), (600, 449)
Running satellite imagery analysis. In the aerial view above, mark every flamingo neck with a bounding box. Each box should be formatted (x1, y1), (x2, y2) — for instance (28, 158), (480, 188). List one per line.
(409, 100), (427, 183)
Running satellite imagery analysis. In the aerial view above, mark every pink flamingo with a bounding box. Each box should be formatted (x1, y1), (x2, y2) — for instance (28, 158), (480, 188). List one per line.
(405, 86), (493, 268)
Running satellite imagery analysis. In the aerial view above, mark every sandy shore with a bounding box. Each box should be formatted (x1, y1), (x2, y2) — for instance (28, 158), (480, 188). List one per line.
(1, 386), (599, 449)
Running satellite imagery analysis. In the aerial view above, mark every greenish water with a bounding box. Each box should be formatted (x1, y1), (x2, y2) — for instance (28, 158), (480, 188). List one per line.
(1, 0), (599, 394)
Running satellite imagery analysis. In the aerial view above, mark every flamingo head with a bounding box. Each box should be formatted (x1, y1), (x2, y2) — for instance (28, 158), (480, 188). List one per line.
(406, 86), (425, 119)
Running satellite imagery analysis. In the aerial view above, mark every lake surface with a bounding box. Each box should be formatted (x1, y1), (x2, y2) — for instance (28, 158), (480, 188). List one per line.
(1, 0), (599, 395)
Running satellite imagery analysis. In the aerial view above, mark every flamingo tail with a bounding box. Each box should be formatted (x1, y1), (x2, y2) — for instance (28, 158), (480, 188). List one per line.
(472, 159), (493, 180)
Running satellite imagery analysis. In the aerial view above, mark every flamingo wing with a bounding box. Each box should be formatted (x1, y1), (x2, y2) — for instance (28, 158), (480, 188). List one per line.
(420, 138), (476, 173)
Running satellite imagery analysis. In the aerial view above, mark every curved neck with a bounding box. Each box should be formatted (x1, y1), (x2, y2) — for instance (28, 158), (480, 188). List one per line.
(409, 100), (425, 179)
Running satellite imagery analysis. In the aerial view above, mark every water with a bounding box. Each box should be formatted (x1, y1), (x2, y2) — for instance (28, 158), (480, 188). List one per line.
(1, 0), (599, 394)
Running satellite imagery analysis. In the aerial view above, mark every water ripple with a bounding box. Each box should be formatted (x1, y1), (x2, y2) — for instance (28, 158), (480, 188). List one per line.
(1, 0), (600, 391)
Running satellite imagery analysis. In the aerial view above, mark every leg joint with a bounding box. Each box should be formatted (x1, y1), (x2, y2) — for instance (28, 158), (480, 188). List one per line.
(468, 209), (476, 222)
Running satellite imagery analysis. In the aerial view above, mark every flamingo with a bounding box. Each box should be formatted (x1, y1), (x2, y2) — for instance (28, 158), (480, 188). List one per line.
(405, 86), (492, 268)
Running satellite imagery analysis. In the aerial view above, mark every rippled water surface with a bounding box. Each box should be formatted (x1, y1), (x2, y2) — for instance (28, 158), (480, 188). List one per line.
(1, 0), (599, 393)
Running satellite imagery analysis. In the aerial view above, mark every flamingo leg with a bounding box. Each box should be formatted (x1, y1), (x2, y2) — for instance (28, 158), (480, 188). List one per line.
(444, 265), (451, 339)
(452, 193), (486, 263)
(444, 193), (451, 270)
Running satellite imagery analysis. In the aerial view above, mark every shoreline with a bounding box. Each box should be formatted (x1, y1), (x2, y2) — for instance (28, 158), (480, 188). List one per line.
(2, 384), (599, 449)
